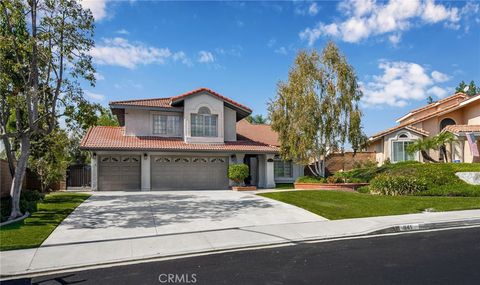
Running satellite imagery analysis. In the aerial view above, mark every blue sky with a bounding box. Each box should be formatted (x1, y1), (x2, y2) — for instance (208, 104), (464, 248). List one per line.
(81, 0), (480, 136)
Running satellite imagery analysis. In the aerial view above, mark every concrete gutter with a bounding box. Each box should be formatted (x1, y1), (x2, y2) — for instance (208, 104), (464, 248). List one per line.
(1, 209), (480, 279)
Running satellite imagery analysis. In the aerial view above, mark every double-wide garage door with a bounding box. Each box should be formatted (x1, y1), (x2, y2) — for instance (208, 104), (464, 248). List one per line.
(151, 156), (229, 190)
(98, 155), (141, 191)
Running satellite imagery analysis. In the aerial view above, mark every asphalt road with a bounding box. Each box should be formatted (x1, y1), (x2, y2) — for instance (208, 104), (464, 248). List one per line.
(5, 227), (480, 285)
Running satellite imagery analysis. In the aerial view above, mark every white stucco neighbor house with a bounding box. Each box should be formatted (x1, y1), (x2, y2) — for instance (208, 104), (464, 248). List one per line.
(80, 88), (304, 191)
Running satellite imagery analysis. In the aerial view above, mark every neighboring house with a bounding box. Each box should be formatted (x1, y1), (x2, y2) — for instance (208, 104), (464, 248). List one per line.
(80, 88), (303, 191)
(367, 93), (480, 164)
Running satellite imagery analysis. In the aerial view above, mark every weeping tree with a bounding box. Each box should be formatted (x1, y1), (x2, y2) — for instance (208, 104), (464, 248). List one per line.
(407, 132), (456, 163)
(0, 0), (96, 219)
(268, 42), (364, 177)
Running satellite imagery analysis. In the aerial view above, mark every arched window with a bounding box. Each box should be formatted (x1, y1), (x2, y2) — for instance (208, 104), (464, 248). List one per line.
(191, 106), (218, 137)
(440, 118), (456, 130)
(198, 106), (211, 115)
(392, 132), (415, 162)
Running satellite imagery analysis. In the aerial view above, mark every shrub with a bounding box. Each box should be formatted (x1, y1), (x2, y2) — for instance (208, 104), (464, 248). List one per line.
(369, 174), (428, 196)
(296, 176), (326, 183)
(1, 190), (44, 222)
(228, 164), (249, 185)
(357, 186), (371, 194)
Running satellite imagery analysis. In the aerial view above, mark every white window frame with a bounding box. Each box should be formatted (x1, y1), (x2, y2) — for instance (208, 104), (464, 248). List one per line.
(152, 114), (181, 137)
(274, 159), (293, 178)
(191, 107), (218, 137)
(390, 132), (416, 163)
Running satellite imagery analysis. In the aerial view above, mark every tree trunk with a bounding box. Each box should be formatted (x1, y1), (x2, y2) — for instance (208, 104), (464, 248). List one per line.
(440, 145), (449, 163)
(9, 134), (30, 220)
(2, 137), (15, 177)
(421, 150), (438, 163)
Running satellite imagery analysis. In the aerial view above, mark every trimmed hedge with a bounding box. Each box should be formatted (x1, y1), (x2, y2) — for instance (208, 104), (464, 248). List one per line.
(342, 162), (480, 196)
(369, 174), (427, 196)
(228, 164), (249, 184)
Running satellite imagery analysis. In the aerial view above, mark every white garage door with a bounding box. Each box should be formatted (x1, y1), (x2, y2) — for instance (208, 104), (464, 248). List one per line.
(98, 155), (141, 191)
(151, 156), (229, 190)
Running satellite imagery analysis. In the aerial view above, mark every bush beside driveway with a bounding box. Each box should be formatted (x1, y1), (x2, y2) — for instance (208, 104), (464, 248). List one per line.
(0, 193), (90, 251)
(259, 190), (480, 220)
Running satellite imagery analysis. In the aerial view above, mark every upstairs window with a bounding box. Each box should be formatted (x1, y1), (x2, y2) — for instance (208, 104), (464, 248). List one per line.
(153, 114), (181, 136)
(191, 107), (218, 137)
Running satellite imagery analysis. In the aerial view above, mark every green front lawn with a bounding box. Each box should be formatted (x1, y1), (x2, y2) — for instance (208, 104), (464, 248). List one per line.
(259, 190), (480, 220)
(0, 193), (90, 251)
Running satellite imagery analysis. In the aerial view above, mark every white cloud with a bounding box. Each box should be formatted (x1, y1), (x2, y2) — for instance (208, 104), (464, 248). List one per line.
(198, 51), (215, 63)
(274, 46), (287, 55)
(308, 3), (319, 16)
(94, 72), (105, 80)
(361, 61), (451, 107)
(90, 37), (189, 69)
(267, 38), (277, 47)
(79, 0), (108, 21)
(388, 33), (401, 45)
(172, 51), (193, 66)
(300, 0), (472, 45)
(294, 1), (320, 16)
(431, 71), (450, 82)
(85, 90), (105, 101)
(427, 86), (448, 98)
(116, 29), (129, 35)
(421, 0), (459, 23)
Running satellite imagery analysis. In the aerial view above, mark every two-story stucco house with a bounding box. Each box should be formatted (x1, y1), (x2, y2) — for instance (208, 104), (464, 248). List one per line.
(367, 92), (480, 165)
(80, 88), (303, 191)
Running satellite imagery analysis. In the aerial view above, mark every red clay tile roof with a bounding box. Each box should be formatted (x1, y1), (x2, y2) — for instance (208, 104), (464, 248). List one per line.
(109, 88), (252, 113)
(443, 125), (480, 133)
(170, 88), (252, 112)
(110, 97), (173, 108)
(236, 119), (279, 146)
(370, 93), (480, 141)
(369, 125), (429, 141)
(80, 126), (279, 153)
(396, 93), (469, 122)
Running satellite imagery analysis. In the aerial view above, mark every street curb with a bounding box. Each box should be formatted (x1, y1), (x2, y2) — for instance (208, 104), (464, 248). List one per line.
(367, 218), (480, 235)
(2, 217), (480, 280)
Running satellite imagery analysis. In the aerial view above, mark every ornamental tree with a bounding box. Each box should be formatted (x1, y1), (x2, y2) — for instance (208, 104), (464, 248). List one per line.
(1, 0), (96, 219)
(268, 42), (364, 177)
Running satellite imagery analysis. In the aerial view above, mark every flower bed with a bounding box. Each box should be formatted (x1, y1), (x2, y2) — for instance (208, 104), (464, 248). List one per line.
(232, 186), (257, 191)
(294, 182), (369, 192)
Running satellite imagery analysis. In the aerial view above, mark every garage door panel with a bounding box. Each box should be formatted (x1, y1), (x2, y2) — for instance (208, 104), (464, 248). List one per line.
(151, 155), (228, 190)
(98, 155), (141, 191)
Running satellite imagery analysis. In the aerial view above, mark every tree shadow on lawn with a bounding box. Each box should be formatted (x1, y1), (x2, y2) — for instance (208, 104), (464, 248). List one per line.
(59, 193), (275, 230)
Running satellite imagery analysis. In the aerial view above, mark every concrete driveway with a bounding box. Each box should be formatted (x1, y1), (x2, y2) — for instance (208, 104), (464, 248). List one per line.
(43, 191), (326, 246)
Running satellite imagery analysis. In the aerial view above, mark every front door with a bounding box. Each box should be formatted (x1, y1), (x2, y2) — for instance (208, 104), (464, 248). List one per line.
(244, 155), (258, 186)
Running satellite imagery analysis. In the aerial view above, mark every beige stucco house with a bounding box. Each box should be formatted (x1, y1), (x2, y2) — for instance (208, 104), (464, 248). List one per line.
(367, 93), (480, 164)
(80, 88), (303, 191)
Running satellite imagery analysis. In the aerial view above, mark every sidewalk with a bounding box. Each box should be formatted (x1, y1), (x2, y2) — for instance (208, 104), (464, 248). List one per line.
(2, 209), (480, 278)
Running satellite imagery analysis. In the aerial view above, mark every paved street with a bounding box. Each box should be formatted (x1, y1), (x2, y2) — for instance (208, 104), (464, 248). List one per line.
(5, 227), (480, 285)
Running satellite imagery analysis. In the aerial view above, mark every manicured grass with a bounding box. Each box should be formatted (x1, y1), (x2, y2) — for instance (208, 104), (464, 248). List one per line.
(275, 183), (295, 190)
(0, 193), (90, 251)
(259, 190), (480, 220)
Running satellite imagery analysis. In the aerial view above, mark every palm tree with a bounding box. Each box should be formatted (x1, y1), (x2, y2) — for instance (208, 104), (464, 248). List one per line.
(407, 132), (456, 163)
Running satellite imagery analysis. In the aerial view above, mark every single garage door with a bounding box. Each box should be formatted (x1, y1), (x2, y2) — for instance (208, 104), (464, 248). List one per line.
(151, 156), (229, 190)
(98, 155), (141, 191)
